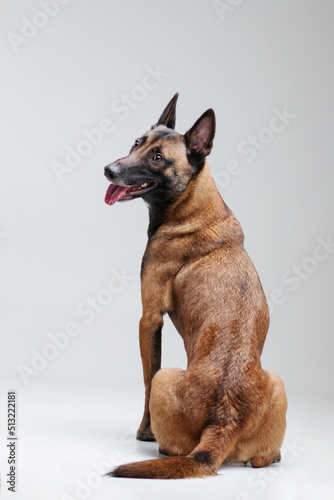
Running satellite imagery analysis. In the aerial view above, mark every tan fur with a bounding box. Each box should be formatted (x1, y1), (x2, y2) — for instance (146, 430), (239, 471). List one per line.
(138, 165), (287, 465)
(107, 96), (288, 479)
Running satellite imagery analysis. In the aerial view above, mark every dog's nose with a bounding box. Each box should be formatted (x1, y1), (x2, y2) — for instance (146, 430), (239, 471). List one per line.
(104, 165), (114, 178)
(104, 163), (120, 181)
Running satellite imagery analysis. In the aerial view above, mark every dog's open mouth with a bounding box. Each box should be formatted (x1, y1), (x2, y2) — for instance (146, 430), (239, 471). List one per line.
(105, 181), (158, 205)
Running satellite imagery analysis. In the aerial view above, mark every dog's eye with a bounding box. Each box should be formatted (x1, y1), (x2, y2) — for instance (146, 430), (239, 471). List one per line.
(132, 139), (140, 149)
(152, 154), (163, 163)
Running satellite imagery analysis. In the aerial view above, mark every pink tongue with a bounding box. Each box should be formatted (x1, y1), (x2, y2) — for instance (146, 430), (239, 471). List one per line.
(105, 184), (131, 205)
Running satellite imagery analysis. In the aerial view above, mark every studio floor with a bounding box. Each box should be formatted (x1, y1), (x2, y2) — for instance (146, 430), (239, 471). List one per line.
(0, 380), (333, 500)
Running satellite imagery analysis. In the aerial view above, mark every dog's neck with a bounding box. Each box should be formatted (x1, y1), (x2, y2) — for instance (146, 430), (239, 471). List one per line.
(147, 163), (244, 245)
(167, 163), (228, 221)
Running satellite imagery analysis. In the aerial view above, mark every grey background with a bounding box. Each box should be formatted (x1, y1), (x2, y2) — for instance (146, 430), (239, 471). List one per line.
(1, 0), (334, 406)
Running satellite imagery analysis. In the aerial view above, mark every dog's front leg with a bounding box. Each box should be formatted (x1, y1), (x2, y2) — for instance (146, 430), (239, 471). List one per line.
(136, 313), (163, 441)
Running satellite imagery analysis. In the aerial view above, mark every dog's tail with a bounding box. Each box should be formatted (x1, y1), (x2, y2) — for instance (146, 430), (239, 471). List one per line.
(110, 427), (232, 479)
(110, 455), (215, 479)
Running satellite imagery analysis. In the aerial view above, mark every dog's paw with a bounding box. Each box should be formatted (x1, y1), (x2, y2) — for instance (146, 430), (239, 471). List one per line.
(136, 425), (156, 442)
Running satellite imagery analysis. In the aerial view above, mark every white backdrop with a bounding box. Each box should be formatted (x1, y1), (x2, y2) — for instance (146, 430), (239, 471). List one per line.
(0, 1), (334, 498)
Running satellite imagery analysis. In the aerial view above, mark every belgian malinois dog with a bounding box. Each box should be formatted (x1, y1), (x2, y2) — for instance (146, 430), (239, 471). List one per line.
(104, 93), (287, 479)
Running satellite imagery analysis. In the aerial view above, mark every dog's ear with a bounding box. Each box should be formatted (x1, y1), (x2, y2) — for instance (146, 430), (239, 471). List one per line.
(155, 93), (179, 129)
(184, 109), (216, 160)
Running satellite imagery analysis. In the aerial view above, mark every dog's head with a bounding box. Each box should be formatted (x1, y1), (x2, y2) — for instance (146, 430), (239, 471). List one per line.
(104, 93), (215, 207)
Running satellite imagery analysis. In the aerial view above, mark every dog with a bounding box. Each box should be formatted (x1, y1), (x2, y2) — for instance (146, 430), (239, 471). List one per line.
(104, 93), (287, 479)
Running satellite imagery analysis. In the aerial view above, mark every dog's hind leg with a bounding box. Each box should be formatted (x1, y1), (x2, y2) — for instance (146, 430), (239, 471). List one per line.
(249, 370), (287, 468)
(149, 368), (240, 466)
(225, 370), (287, 468)
(149, 368), (203, 456)
(112, 368), (276, 478)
